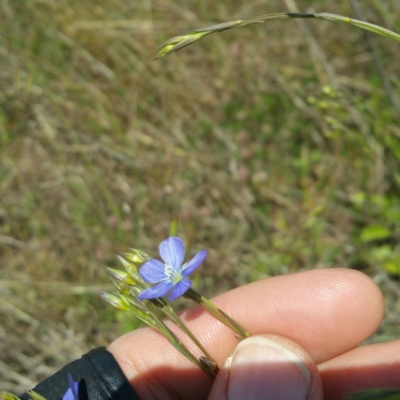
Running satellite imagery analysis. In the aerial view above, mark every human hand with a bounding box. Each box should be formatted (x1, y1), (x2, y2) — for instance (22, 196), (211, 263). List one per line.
(108, 268), (398, 400)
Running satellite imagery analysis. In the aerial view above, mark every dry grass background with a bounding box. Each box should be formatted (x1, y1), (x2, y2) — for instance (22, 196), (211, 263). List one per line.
(1, 0), (400, 393)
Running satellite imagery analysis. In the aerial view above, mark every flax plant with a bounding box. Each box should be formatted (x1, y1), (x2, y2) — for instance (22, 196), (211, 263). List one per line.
(106, 260), (215, 363)
(154, 12), (400, 59)
(102, 249), (220, 378)
(101, 237), (251, 378)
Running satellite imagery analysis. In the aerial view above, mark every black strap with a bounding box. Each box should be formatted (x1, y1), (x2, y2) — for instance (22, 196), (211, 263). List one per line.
(19, 347), (140, 400)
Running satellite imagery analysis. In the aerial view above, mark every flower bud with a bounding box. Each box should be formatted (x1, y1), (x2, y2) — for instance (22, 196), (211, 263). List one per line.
(100, 292), (130, 311)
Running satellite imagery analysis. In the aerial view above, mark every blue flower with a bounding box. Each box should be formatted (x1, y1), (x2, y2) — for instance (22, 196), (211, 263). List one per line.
(138, 237), (207, 301)
(62, 373), (79, 400)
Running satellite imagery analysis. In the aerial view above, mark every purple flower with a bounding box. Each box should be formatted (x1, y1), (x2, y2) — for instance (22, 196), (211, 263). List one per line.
(138, 237), (207, 301)
(62, 373), (79, 400)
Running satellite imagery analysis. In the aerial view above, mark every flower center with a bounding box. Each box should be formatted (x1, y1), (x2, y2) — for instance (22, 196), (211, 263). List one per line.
(164, 263), (182, 283)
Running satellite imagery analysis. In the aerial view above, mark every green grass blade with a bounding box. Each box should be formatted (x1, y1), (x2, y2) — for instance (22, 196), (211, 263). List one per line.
(155, 12), (400, 59)
(315, 12), (400, 42)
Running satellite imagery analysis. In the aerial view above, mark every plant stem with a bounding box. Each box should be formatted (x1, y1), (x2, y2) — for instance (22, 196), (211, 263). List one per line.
(184, 288), (249, 340)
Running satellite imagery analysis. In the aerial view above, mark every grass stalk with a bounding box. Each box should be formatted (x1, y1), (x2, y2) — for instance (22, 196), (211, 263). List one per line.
(155, 12), (400, 59)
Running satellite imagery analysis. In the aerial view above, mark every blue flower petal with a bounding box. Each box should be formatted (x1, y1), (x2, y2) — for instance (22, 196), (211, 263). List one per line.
(138, 237), (207, 301)
(139, 259), (168, 283)
(63, 387), (77, 400)
(62, 374), (79, 400)
(138, 280), (174, 300)
(181, 250), (208, 276)
(69, 374), (79, 400)
(159, 237), (185, 270)
(168, 278), (192, 301)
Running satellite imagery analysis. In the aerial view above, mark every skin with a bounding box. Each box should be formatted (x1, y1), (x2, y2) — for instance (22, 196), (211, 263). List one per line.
(108, 268), (399, 400)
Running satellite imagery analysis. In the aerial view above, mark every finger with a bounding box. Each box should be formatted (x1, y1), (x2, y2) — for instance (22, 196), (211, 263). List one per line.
(319, 339), (400, 400)
(208, 334), (323, 400)
(108, 268), (383, 400)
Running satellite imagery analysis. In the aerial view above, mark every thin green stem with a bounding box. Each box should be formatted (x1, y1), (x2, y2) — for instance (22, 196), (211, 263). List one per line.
(155, 12), (400, 59)
(184, 288), (249, 339)
(150, 297), (215, 361)
(123, 296), (217, 378)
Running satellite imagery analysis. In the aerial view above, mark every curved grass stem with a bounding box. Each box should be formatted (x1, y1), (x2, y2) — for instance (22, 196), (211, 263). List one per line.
(154, 12), (400, 59)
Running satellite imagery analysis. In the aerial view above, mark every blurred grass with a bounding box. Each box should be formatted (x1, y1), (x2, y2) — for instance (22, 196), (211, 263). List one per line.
(1, 0), (400, 392)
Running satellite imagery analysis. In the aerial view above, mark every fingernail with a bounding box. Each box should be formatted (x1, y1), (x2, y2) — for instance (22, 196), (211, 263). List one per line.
(226, 336), (311, 400)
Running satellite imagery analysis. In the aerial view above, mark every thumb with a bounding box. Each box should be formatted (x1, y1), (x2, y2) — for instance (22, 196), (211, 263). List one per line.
(207, 334), (323, 400)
